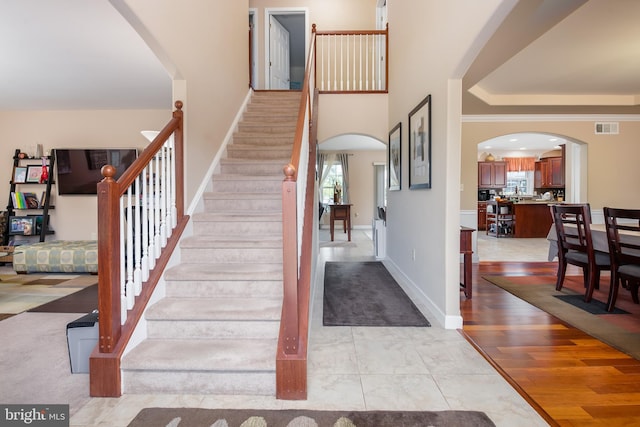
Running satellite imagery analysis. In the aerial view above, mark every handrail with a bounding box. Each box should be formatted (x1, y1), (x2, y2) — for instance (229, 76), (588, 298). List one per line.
(276, 25), (317, 400)
(89, 101), (189, 397)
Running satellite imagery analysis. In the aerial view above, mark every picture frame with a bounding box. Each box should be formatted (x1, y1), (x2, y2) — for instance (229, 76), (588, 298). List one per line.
(26, 165), (43, 183)
(408, 94), (432, 189)
(13, 166), (27, 183)
(388, 122), (401, 191)
(8, 216), (35, 236)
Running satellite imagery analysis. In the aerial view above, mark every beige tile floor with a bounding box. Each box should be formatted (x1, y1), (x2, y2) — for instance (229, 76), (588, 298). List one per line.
(67, 228), (549, 426)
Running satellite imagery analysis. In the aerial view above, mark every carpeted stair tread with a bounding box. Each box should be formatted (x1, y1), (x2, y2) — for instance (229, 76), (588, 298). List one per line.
(192, 212), (282, 221)
(212, 174), (283, 181)
(146, 297), (282, 321)
(181, 235), (282, 248)
(165, 263), (283, 281)
(203, 192), (281, 200)
(121, 338), (277, 371)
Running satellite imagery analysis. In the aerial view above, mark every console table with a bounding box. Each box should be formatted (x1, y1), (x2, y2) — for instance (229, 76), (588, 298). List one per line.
(460, 226), (475, 299)
(330, 204), (352, 241)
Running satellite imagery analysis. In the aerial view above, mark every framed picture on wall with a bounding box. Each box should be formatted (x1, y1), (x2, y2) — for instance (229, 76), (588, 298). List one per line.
(388, 122), (401, 191)
(408, 94), (431, 189)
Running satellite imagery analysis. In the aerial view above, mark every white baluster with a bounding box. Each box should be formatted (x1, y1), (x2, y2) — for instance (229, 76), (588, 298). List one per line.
(340, 34), (343, 91)
(170, 135), (177, 229)
(159, 145), (167, 247)
(119, 197), (127, 324)
(147, 162), (156, 270)
(141, 164), (150, 281)
(125, 188), (135, 310)
(133, 176), (142, 294)
(154, 152), (161, 259)
(359, 34), (363, 90)
(333, 35), (337, 91)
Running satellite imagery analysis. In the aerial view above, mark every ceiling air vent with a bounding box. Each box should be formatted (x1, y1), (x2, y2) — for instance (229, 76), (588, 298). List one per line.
(594, 122), (619, 135)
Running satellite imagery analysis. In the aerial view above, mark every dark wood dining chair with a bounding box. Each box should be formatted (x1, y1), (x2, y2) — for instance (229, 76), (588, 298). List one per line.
(603, 207), (640, 312)
(550, 203), (611, 302)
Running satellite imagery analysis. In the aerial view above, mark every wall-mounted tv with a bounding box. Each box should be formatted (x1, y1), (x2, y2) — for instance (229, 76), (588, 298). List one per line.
(54, 148), (138, 195)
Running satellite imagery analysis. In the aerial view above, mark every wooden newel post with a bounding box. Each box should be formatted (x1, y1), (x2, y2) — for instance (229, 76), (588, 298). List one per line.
(281, 164), (299, 354)
(96, 165), (122, 353)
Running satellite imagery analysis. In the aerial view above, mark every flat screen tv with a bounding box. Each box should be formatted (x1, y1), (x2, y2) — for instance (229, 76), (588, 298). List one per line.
(54, 148), (138, 195)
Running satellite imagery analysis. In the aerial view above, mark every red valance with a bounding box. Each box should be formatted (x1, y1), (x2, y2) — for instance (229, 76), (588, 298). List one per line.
(503, 157), (536, 172)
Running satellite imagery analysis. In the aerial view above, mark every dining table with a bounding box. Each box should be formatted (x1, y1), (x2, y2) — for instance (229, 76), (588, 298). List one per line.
(547, 222), (640, 261)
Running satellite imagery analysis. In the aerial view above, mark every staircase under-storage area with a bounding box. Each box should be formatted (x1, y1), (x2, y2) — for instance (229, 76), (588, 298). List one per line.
(121, 91), (301, 395)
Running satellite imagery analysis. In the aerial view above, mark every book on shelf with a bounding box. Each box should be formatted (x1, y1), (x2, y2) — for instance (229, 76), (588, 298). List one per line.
(10, 191), (41, 209)
(24, 192), (40, 209)
(11, 192), (26, 209)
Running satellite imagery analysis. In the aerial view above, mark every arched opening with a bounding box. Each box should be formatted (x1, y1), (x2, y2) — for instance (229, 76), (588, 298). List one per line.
(475, 132), (589, 261)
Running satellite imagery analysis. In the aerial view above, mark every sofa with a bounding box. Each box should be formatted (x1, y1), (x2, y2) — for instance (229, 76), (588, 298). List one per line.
(12, 240), (98, 273)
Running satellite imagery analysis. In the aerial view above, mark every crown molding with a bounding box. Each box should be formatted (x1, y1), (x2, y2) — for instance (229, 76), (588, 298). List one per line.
(462, 114), (640, 123)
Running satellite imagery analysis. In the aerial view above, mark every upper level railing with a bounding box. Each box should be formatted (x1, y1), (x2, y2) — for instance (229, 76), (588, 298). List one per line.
(314, 24), (388, 93)
(89, 102), (189, 397)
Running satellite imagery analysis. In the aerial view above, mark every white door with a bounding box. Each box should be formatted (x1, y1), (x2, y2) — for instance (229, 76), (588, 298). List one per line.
(269, 16), (290, 89)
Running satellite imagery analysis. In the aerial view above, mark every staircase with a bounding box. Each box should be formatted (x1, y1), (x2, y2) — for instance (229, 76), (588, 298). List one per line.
(121, 91), (301, 395)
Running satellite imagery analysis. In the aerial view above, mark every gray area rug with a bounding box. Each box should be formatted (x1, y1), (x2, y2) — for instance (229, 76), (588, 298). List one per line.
(323, 261), (430, 327)
(128, 408), (496, 427)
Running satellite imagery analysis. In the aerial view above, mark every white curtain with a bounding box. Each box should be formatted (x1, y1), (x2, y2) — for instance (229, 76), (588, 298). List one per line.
(318, 153), (334, 202)
(337, 153), (350, 203)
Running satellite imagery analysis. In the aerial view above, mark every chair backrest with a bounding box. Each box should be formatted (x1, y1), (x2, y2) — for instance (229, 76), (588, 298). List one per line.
(603, 207), (640, 266)
(550, 204), (594, 255)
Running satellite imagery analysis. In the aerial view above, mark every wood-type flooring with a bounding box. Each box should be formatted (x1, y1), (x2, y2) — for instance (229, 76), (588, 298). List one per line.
(463, 261), (640, 427)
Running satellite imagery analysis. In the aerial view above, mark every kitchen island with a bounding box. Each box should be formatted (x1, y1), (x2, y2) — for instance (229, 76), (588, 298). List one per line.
(512, 201), (553, 238)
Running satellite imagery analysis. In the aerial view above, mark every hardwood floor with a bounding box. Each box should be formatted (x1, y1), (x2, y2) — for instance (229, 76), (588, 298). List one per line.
(463, 261), (640, 427)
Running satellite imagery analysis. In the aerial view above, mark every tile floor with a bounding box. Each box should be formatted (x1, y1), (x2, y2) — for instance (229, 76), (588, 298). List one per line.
(68, 228), (549, 426)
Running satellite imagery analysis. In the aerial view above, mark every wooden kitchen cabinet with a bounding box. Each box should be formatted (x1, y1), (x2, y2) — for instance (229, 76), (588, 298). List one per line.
(478, 202), (487, 230)
(478, 161), (506, 188)
(534, 157), (564, 188)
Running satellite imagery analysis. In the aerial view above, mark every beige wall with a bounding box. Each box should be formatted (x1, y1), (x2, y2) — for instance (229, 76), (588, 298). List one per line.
(318, 94), (388, 143)
(124, 0), (250, 206)
(461, 120), (640, 212)
(0, 109), (169, 240)
(387, 0), (507, 326)
(249, 0), (378, 89)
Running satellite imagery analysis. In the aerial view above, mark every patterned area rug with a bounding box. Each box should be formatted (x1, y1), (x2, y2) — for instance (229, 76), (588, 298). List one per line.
(128, 408), (496, 427)
(483, 274), (640, 359)
(0, 269), (97, 318)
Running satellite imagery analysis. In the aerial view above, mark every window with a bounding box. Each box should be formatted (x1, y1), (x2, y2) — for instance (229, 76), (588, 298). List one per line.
(505, 171), (533, 195)
(321, 163), (343, 204)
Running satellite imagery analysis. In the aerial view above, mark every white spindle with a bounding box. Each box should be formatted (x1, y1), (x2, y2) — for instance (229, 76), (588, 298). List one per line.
(346, 34), (350, 91)
(359, 34), (363, 90)
(321, 37), (325, 91)
(154, 152), (161, 259)
(141, 164), (150, 280)
(125, 188), (135, 310)
(340, 35), (343, 91)
(133, 176), (142, 295)
(333, 35), (338, 90)
(169, 135), (177, 229)
(119, 197), (127, 324)
(160, 144), (168, 247)
(366, 35), (369, 91)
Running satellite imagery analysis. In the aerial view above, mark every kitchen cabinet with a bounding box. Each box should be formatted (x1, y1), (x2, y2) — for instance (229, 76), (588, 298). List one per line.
(478, 161), (506, 189)
(477, 202), (487, 230)
(534, 156), (564, 189)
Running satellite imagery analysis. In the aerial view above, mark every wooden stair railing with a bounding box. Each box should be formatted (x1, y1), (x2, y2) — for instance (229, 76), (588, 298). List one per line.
(276, 25), (319, 400)
(89, 101), (189, 397)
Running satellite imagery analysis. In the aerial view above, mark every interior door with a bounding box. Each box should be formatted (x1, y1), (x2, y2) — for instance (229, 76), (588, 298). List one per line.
(269, 15), (290, 89)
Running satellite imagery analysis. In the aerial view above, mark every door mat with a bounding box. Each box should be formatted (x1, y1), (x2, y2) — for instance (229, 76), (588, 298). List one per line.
(323, 261), (430, 327)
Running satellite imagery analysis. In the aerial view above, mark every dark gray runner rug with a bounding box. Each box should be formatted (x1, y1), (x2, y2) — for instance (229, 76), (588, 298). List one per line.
(128, 408), (496, 427)
(323, 261), (430, 327)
